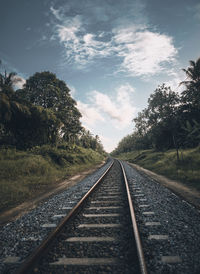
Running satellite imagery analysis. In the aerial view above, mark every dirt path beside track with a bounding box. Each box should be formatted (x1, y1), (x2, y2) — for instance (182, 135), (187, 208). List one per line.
(0, 161), (105, 226)
(128, 162), (200, 210)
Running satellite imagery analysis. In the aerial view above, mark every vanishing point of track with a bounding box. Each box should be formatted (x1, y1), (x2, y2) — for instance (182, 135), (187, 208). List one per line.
(16, 160), (147, 274)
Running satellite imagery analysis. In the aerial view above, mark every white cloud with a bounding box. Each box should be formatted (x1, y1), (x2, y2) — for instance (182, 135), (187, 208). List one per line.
(163, 70), (185, 93)
(93, 92), (120, 121)
(92, 84), (136, 129)
(77, 101), (104, 126)
(117, 83), (135, 94)
(50, 6), (64, 21)
(113, 28), (178, 76)
(113, 25), (145, 43)
(52, 12), (112, 66)
(69, 85), (76, 97)
(99, 135), (117, 153)
(57, 16), (82, 43)
(50, 5), (178, 75)
(13, 75), (26, 89)
(78, 84), (136, 130)
(76, 84), (137, 152)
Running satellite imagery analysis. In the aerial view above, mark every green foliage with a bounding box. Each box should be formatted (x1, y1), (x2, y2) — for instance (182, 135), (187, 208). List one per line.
(135, 84), (180, 150)
(76, 128), (105, 155)
(0, 65), (104, 152)
(115, 147), (200, 191)
(181, 58), (200, 93)
(0, 145), (105, 212)
(113, 57), (200, 155)
(0, 70), (19, 91)
(111, 133), (150, 156)
(0, 93), (61, 148)
(17, 71), (82, 143)
(182, 119), (200, 147)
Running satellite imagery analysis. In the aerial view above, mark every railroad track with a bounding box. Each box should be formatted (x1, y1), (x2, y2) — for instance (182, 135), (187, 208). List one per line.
(16, 160), (147, 274)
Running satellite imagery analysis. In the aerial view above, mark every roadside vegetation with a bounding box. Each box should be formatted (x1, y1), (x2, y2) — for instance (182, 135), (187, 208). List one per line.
(0, 61), (106, 213)
(0, 145), (105, 213)
(111, 57), (200, 191)
(115, 147), (200, 191)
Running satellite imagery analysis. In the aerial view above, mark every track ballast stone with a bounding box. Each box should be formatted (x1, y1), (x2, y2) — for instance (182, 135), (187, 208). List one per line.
(0, 159), (112, 274)
(18, 160), (141, 274)
(122, 160), (200, 274)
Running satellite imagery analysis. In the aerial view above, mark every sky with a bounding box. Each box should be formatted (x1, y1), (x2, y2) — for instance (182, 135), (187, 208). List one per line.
(0, 0), (200, 152)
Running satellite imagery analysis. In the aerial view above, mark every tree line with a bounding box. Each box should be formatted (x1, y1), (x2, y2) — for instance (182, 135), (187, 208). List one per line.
(0, 64), (104, 153)
(112, 57), (200, 157)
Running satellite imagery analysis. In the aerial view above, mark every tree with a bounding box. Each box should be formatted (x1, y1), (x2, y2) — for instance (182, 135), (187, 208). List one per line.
(17, 71), (82, 144)
(182, 119), (200, 147)
(147, 84), (180, 150)
(134, 109), (149, 137)
(181, 58), (200, 88)
(0, 90), (31, 147)
(180, 58), (200, 118)
(133, 84), (181, 151)
(113, 57), (200, 156)
(0, 71), (18, 92)
(18, 72), (62, 108)
(0, 91), (60, 148)
(0, 66), (63, 148)
(76, 128), (105, 153)
(0, 65), (31, 147)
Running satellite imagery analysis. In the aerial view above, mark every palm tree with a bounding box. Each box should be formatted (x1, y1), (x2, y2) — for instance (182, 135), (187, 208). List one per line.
(0, 65), (29, 144)
(180, 57), (200, 88)
(0, 71), (16, 88)
(0, 60), (23, 93)
(180, 57), (200, 109)
(180, 57), (200, 147)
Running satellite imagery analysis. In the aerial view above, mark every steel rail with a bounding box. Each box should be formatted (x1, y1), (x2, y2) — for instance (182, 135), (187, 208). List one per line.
(119, 160), (148, 274)
(16, 160), (114, 274)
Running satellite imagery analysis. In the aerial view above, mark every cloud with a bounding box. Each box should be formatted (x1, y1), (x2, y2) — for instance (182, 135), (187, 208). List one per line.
(50, 3), (178, 76)
(99, 135), (117, 152)
(13, 75), (26, 89)
(57, 16), (82, 43)
(68, 85), (76, 97)
(77, 101), (104, 126)
(50, 6), (64, 21)
(94, 85), (136, 129)
(163, 70), (185, 93)
(113, 27), (178, 76)
(51, 10), (112, 66)
(76, 83), (137, 151)
(78, 84), (136, 129)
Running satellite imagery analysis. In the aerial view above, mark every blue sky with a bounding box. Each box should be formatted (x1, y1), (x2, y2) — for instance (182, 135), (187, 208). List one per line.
(0, 0), (200, 152)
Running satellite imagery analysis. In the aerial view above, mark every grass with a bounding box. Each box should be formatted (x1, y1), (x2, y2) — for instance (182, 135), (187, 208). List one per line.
(115, 147), (200, 191)
(0, 145), (105, 213)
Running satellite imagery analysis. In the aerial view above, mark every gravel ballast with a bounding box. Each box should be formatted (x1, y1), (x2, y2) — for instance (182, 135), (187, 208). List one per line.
(123, 160), (200, 274)
(31, 160), (140, 274)
(1, 158), (200, 274)
(0, 159), (112, 274)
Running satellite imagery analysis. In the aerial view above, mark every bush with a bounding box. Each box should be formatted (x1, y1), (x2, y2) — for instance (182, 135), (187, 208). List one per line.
(0, 145), (105, 212)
